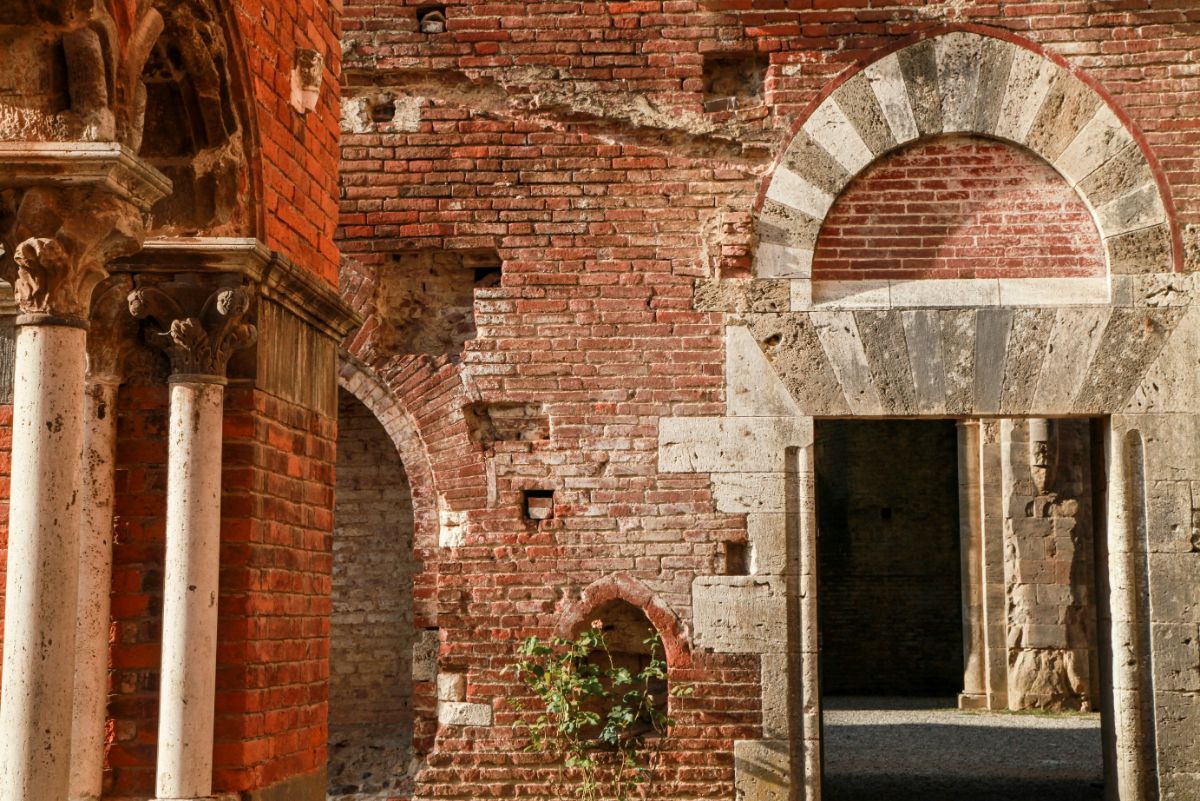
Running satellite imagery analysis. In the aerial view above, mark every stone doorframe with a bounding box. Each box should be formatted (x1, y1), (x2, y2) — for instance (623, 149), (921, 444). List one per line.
(659, 277), (1200, 800)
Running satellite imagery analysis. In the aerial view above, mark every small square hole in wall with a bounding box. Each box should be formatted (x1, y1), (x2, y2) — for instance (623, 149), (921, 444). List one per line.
(702, 53), (768, 113)
(369, 96), (397, 123)
(417, 4), (447, 34)
(724, 541), (749, 576)
(522, 489), (555, 522)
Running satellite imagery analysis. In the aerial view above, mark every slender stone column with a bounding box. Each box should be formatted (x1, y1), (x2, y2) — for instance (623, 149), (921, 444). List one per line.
(70, 278), (139, 801)
(0, 156), (165, 800)
(956, 420), (987, 710)
(128, 279), (256, 801)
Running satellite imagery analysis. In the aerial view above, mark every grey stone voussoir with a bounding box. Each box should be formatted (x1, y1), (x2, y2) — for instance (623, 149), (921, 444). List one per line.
(1079, 141), (1156, 210)
(855, 310), (918, 415)
(832, 72), (897, 156)
(1000, 308), (1056, 415)
(974, 308), (1014, 415)
(780, 125), (854, 198)
(897, 38), (944, 137)
(1106, 224), (1173, 275)
(936, 31), (984, 133)
(1073, 307), (1185, 412)
(973, 37), (1017, 136)
(1025, 71), (1102, 163)
(745, 314), (850, 416)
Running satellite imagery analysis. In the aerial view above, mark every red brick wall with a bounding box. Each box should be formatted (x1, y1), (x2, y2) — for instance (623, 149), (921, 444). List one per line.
(234, 0), (344, 285)
(339, 3), (1198, 800)
(812, 137), (1105, 281)
(107, 385), (335, 798)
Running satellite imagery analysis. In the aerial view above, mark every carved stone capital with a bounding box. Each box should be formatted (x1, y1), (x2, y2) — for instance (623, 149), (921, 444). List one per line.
(127, 278), (257, 380)
(0, 144), (170, 323)
(86, 275), (143, 383)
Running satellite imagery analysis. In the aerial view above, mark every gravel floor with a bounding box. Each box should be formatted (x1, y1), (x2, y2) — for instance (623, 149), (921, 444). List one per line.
(822, 697), (1105, 801)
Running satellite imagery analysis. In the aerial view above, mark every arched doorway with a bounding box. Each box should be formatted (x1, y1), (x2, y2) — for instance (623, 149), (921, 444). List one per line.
(328, 388), (419, 800)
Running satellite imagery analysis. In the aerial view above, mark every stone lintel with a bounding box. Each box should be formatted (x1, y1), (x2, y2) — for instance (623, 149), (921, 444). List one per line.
(0, 142), (171, 211)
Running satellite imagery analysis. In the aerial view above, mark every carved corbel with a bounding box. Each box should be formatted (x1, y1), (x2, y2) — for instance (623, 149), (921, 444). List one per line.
(127, 279), (257, 380)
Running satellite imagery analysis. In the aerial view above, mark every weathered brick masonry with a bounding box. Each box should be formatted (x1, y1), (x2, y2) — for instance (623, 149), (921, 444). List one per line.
(0, 2), (1197, 801)
(337, 2), (1200, 800)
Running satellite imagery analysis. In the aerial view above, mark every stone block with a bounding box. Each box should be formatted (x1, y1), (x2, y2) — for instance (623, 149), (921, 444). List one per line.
(766, 165), (834, 221)
(747, 513), (793, 575)
(811, 311), (882, 415)
(831, 73), (895, 155)
(779, 128), (852, 197)
(412, 629), (439, 681)
(756, 243), (813, 279)
(1054, 104), (1135, 187)
(974, 308), (1013, 415)
(1146, 480), (1195, 554)
(1154, 689), (1200, 773)
(1032, 307), (1111, 414)
(901, 309), (947, 415)
(897, 38), (942, 136)
(1106, 225), (1174, 275)
(733, 739), (793, 801)
(995, 49), (1059, 144)
(713, 472), (787, 514)
(1000, 308), (1055, 415)
(760, 652), (799, 739)
(811, 279), (890, 308)
(758, 198), (821, 250)
(802, 98), (874, 175)
(855, 310), (917, 415)
(1148, 553), (1200, 624)
(659, 417), (812, 474)
(437, 672), (466, 702)
(693, 576), (789, 653)
(437, 700), (493, 727)
(726, 325), (805, 418)
(936, 31), (983, 133)
(1096, 183), (1168, 238)
(745, 314), (849, 416)
(1079, 142), (1155, 209)
(1151, 622), (1200, 692)
(972, 37), (1016, 135)
(940, 309), (977, 415)
(1025, 72), (1101, 162)
(863, 52), (919, 145)
(1074, 308), (1183, 413)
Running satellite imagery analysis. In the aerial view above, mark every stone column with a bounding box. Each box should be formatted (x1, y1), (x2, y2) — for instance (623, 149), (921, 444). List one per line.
(1107, 427), (1155, 801)
(0, 153), (168, 801)
(70, 278), (138, 801)
(128, 279), (256, 801)
(978, 420), (1008, 709)
(956, 420), (987, 710)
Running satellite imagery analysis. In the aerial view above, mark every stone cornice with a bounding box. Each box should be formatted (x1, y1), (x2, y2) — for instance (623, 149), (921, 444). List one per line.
(112, 237), (362, 340)
(0, 142), (172, 212)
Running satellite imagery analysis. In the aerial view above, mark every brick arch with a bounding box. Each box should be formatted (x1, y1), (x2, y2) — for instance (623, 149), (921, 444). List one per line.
(337, 352), (440, 554)
(756, 28), (1180, 282)
(556, 573), (692, 669)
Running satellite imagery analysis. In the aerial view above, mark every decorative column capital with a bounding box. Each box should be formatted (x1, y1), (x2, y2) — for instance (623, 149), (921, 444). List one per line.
(128, 280), (257, 382)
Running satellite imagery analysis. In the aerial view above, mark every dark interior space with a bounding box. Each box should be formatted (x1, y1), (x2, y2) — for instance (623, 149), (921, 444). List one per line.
(816, 419), (963, 696)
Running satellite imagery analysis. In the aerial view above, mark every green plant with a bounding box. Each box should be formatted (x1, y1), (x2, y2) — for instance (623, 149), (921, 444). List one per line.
(508, 620), (689, 801)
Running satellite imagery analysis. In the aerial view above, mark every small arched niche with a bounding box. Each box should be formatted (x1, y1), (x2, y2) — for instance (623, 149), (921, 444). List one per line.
(576, 599), (671, 734)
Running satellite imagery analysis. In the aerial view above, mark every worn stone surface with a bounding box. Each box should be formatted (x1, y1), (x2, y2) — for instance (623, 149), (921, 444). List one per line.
(936, 32), (983, 133)
(659, 417), (812, 474)
(863, 52), (920, 145)
(1074, 307), (1184, 412)
(855, 310), (916, 415)
(779, 127), (853, 198)
(995, 50), (1059, 144)
(999, 309), (1055, 414)
(897, 39), (943, 136)
(733, 739), (792, 801)
(832, 73), (895, 156)
(1079, 142), (1156, 209)
(1106, 224), (1173, 274)
(901, 309), (947, 415)
(1025, 72), (1101, 163)
(972, 38), (1016, 135)
(974, 308), (1013, 415)
(694, 577), (789, 653)
(744, 314), (849, 416)
(941, 309), (978, 415)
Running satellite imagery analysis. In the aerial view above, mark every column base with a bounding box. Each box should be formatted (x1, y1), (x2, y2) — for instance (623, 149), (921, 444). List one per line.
(958, 692), (988, 711)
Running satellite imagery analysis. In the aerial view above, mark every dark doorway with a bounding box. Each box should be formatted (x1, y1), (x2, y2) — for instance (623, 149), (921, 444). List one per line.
(815, 418), (1107, 801)
(816, 419), (963, 695)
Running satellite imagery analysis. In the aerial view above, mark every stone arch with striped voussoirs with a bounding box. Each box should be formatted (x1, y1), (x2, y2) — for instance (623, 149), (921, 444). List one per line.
(756, 27), (1182, 294)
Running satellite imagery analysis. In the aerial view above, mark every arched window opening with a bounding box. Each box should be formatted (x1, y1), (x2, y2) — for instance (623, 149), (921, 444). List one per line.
(579, 599), (670, 737)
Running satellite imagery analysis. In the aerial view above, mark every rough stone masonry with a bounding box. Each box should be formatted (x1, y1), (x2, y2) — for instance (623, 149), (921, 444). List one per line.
(0, 3), (1197, 801)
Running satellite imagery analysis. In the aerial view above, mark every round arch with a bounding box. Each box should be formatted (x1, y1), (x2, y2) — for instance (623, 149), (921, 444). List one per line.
(756, 27), (1181, 281)
(337, 352), (441, 554)
(555, 573), (692, 669)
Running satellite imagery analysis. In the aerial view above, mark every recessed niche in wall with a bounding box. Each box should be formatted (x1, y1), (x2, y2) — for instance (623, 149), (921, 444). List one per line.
(702, 53), (768, 113)
(464, 402), (550, 449)
(724, 541), (749, 576)
(376, 248), (502, 362)
(522, 489), (555, 522)
(416, 4), (447, 33)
